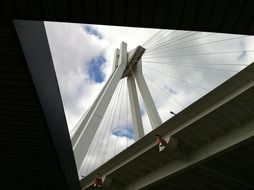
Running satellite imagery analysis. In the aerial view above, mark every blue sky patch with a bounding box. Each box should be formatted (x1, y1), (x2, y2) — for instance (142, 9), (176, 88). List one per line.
(140, 106), (145, 116)
(164, 86), (177, 95)
(87, 55), (106, 83)
(83, 25), (103, 39)
(237, 41), (247, 60)
(112, 127), (134, 140)
(237, 51), (247, 60)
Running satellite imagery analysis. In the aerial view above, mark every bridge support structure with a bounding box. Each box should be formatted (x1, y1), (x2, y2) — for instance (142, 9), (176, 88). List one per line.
(72, 42), (162, 173)
(80, 62), (254, 190)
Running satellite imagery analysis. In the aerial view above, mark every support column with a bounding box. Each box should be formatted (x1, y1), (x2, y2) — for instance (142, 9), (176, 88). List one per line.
(14, 20), (80, 190)
(112, 48), (120, 73)
(134, 61), (162, 129)
(127, 74), (144, 140)
(73, 42), (127, 172)
(71, 50), (118, 146)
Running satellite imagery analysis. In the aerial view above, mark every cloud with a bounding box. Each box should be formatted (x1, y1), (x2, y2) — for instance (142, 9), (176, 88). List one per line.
(83, 25), (103, 39)
(45, 22), (158, 176)
(112, 127), (134, 139)
(45, 21), (158, 131)
(45, 22), (254, 177)
(45, 21), (110, 130)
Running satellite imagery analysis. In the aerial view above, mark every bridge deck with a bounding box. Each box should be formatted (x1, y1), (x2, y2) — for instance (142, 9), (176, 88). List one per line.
(2, 1), (254, 189)
(81, 63), (254, 189)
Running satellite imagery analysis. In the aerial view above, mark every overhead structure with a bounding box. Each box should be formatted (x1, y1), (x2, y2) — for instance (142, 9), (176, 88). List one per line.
(2, 1), (254, 190)
(81, 62), (254, 190)
(72, 42), (162, 172)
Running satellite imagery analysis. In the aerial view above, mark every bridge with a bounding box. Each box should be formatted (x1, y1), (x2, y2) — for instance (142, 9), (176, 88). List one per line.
(80, 61), (254, 189)
(1, 1), (254, 190)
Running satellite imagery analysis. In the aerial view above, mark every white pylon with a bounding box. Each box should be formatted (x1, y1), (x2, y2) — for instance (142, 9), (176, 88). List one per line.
(133, 61), (162, 129)
(72, 42), (161, 173)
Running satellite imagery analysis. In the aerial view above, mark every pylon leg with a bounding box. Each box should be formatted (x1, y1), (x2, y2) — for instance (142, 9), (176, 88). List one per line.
(73, 42), (128, 171)
(134, 61), (162, 129)
(127, 74), (144, 140)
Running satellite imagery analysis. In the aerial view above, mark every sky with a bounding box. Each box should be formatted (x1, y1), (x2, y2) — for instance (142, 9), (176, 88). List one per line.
(45, 22), (254, 176)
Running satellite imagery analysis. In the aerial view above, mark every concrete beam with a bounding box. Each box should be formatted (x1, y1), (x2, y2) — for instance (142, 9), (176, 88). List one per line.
(73, 42), (127, 172)
(14, 20), (80, 190)
(134, 61), (162, 129)
(127, 74), (145, 140)
(71, 69), (115, 146)
(125, 117), (254, 190)
(112, 48), (120, 73)
(81, 63), (254, 189)
(71, 48), (120, 144)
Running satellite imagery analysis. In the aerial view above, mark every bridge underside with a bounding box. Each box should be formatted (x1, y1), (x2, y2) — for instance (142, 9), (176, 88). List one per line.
(81, 64), (254, 189)
(2, 0), (254, 35)
(1, 1), (254, 189)
(145, 138), (254, 190)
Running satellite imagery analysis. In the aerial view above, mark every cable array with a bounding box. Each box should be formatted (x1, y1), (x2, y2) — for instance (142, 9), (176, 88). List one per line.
(80, 28), (254, 177)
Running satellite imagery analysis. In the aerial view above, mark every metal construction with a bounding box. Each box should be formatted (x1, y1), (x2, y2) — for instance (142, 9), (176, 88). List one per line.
(80, 62), (254, 190)
(2, 1), (254, 190)
(72, 42), (162, 172)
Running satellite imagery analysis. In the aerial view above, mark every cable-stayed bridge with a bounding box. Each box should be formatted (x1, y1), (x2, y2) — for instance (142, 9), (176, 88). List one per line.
(69, 30), (254, 189)
(3, 1), (254, 189)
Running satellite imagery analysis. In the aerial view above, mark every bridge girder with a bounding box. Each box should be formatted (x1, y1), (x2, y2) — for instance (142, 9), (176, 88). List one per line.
(81, 62), (254, 189)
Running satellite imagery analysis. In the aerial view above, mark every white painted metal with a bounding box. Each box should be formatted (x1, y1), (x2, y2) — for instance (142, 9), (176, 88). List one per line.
(73, 41), (161, 174)
(112, 48), (119, 73)
(127, 74), (145, 140)
(73, 42), (128, 172)
(134, 61), (162, 129)
(71, 71), (115, 146)
(158, 136), (172, 152)
(72, 48), (119, 145)
(80, 63), (254, 190)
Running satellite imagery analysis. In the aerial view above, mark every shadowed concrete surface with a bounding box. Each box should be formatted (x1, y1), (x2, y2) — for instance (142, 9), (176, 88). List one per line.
(1, 1), (254, 189)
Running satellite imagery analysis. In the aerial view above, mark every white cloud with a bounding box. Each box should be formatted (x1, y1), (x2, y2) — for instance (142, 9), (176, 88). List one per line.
(45, 22), (254, 176)
(45, 22), (158, 131)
